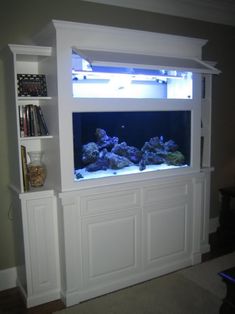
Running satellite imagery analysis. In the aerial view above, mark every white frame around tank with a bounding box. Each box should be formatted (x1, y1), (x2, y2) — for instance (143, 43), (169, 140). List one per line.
(38, 20), (218, 191)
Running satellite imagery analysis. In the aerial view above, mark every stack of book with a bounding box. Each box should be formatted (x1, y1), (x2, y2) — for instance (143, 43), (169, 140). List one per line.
(19, 104), (49, 137)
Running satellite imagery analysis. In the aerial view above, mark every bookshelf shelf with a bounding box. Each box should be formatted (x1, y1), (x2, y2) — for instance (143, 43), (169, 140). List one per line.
(19, 187), (55, 198)
(20, 135), (53, 140)
(18, 96), (52, 101)
(7, 43), (60, 308)
(8, 44), (57, 194)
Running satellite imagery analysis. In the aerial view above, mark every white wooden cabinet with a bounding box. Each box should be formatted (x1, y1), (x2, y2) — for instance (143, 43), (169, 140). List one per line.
(6, 20), (218, 308)
(58, 174), (206, 306)
(10, 189), (60, 307)
(6, 44), (61, 307)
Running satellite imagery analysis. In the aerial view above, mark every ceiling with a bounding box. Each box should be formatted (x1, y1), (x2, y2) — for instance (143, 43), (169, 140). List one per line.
(81, 0), (235, 27)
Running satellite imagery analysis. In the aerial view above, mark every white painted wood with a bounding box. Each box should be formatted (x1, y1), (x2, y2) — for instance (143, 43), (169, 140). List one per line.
(48, 22), (208, 191)
(200, 168), (213, 253)
(50, 20), (207, 58)
(9, 44), (60, 194)
(142, 180), (189, 204)
(18, 194), (60, 307)
(25, 198), (57, 294)
(144, 203), (190, 265)
(7, 43), (61, 307)
(82, 209), (141, 287)
(80, 188), (140, 216)
(191, 174), (205, 264)
(75, 49), (219, 73)
(199, 73), (213, 254)
(9, 44), (52, 57)
(10, 188), (28, 295)
(201, 74), (212, 168)
(8, 186), (60, 307)
(59, 195), (83, 295)
(59, 174), (206, 306)
(7, 21), (215, 308)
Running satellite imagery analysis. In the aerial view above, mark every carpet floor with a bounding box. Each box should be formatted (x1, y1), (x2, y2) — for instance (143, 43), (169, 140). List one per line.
(54, 252), (235, 314)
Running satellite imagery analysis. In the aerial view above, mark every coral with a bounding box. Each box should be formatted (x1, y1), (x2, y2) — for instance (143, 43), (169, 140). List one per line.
(166, 151), (185, 166)
(111, 142), (142, 164)
(75, 172), (83, 179)
(86, 158), (109, 172)
(164, 139), (178, 152)
(82, 142), (99, 164)
(79, 129), (185, 175)
(105, 152), (133, 169)
(139, 152), (165, 171)
(95, 128), (119, 150)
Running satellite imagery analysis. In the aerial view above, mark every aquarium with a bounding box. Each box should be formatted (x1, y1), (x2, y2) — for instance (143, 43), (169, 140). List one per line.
(73, 111), (191, 181)
(72, 50), (193, 99)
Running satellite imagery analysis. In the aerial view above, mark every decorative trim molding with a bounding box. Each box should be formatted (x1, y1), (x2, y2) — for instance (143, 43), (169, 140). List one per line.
(81, 0), (235, 26)
(0, 267), (17, 291)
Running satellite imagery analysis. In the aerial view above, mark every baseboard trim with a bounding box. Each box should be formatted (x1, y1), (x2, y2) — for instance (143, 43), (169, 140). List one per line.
(209, 216), (219, 234)
(0, 267), (17, 291)
(26, 289), (61, 308)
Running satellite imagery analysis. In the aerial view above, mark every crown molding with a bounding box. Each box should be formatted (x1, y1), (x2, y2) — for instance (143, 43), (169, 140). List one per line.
(81, 0), (235, 27)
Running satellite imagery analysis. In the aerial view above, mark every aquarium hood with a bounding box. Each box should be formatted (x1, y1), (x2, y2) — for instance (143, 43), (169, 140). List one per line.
(73, 48), (220, 75)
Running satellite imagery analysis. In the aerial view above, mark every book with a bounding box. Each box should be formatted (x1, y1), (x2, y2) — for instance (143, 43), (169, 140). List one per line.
(19, 106), (24, 137)
(21, 145), (29, 191)
(29, 105), (35, 136)
(22, 106), (27, 136)
(25, 105), (31, 136)
(36, 105), (49, 135)
(32, 105), (41, 136)
(18, 104), (49, 137)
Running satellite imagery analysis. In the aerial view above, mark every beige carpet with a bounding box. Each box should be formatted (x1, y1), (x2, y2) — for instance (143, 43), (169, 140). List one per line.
(179, 251), (235, 299)
(54, 252), (235, 314)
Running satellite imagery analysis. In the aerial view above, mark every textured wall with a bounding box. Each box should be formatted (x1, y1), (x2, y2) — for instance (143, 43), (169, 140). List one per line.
(0, 0), (234, 270)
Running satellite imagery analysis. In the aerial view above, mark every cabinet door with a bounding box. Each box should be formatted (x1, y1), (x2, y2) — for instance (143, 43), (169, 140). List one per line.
(143, 202), (191, 267)
(23, 196), (59, 299)
(142, 180), (192, 269)
(81, 208), (141, 288)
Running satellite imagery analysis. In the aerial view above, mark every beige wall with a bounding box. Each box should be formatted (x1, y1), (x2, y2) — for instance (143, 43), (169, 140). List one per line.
(0, 0), (234, 270)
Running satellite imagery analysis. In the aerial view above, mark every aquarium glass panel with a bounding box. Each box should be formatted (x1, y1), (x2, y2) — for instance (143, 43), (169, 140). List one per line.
(72, 51), (193, 99)
(73, 111), (191, 181)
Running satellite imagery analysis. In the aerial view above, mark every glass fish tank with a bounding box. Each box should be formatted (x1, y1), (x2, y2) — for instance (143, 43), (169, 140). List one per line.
(73, 111), (191, 181)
